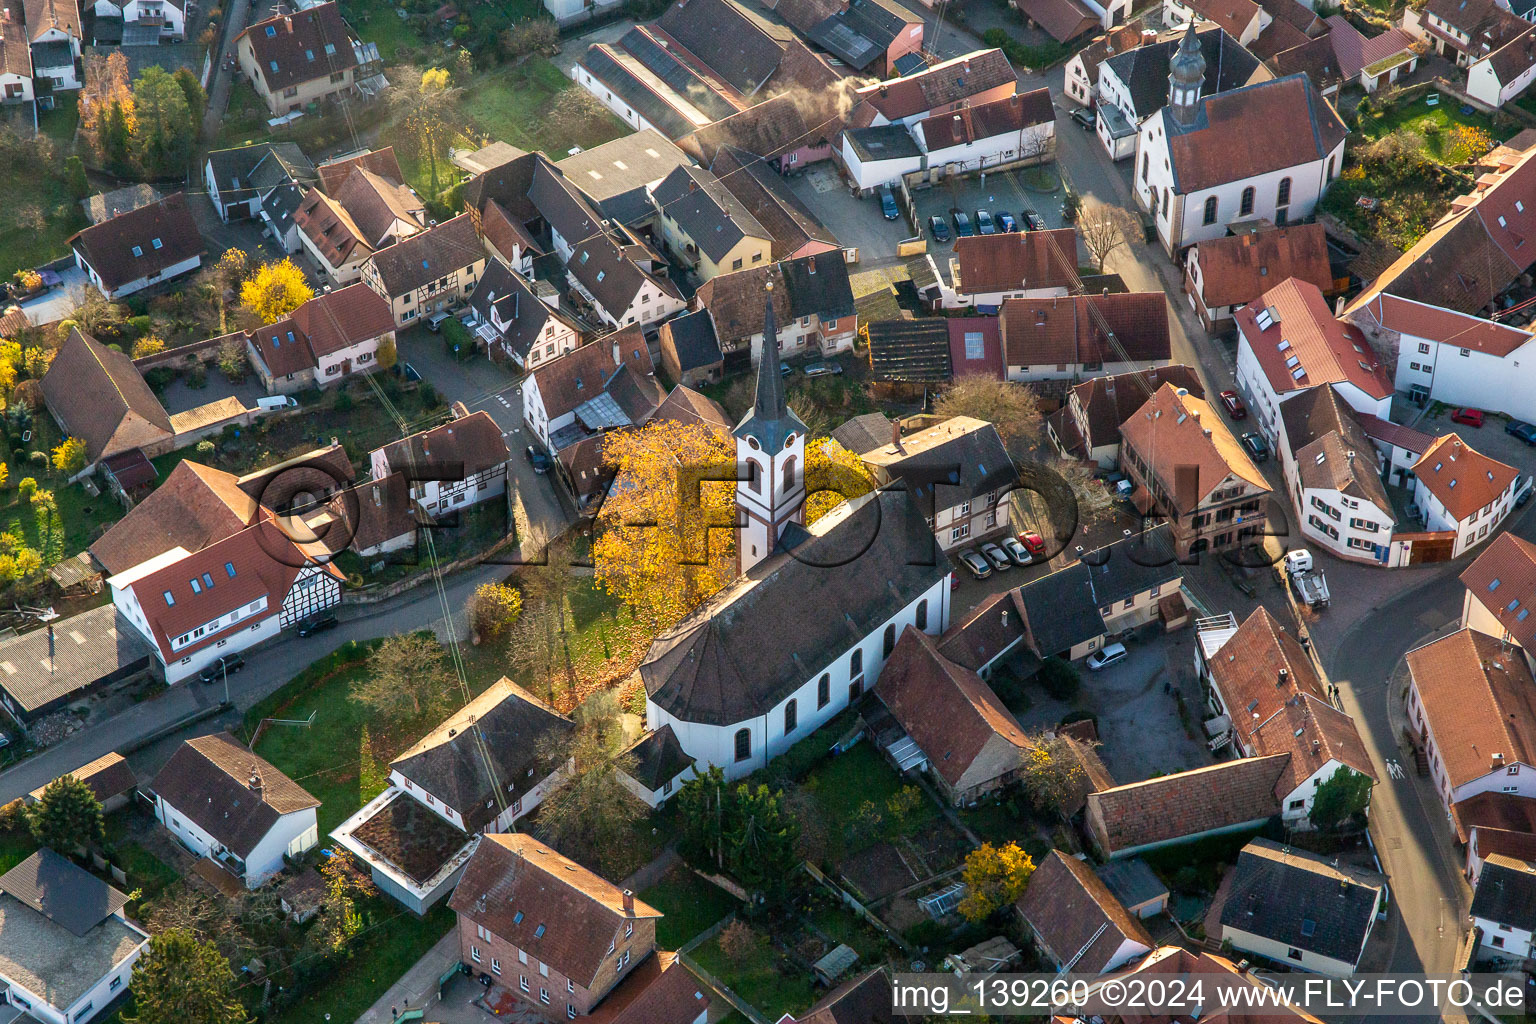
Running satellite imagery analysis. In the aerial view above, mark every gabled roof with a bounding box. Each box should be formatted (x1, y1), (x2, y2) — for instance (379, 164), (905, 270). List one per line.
(1060, 364), (1204, 452)
(709, 146), (838, 260)
(1237, 277), (1392, 400)
(22, 0), (80, 42)
(1354, 292), (1534, 357)
(1410, 629), (1536, 792)
(0, 849), (127, 938)
(642, 489), (946, 725)
(364, 214), (480, 297)
(1220, 838), (1382, 967)
(317, 147), (406, 195)
(29, 752), (137, 805)
(695, 262), (790, 343)
(1088, 754), (1290, 855)
(860, 415), (1017, 508)
(150, 733), (319, 858)
(530, 160), (605, 250)
(206, 142), (315, 209)
(1015, 851), (1153, 973)
(867, 318), (952, 382)
(787, 969), (895, 1024)
(41, 327), (174, 465)
(556, 129), (692, 207)
(392, 678), (574, 831)
(1280, 385), (1392, 515)
(654, 0), (787, 94)
(375, 410), (511, 481)
(1016, 562), (1106, 656)
(91, 459), (255, 574)
(649, 164), (769, 264)
(567, 230), (680, 320)
(239, 1), (358, 91)
(1473, 854), (1536, 930)
(1461, 531), (1536, 650)
(1161, 74), (1346, 194)
(1102, 26), (1263, 116)
(1178, 0), (1261, 39)
(954, 228), (1079, 296)
(1321, 14), (1415, 78)
(0, 19), (30, 87)
(999, 292), (1171, 367)
(936, 588), (1028, 671)
(875, 627), (1030, 792)
(780, 249), (855, 320)
(1071, 19), (1149, 89)
(462, 150), (544, 226)
(855, 48), (1016, 121)
(529, 331), (654, 421)
(660, 309), (722, 373)
(293, 188), (374, 269)
(918, 88), (1054, 149)
(583, 950), (712, 1024)
(1413, 433), (1519, 522)
(331, 167), (424, 247)
(69, 192), (203, 293)
(249, 283), (395, 377)
(1452, 790), (1536, 846)
(1012, 0), (1096, 43)
(1206, 606), (1374, 797)
(620, 724), (694, 791)
(469, 260), (582, 363)
(652, 384), (732, 432)
(1265, 30), (1339, 86)
(681, 91), (851, 165)
(1119, 382), (1270, 509)
(576, 43), (712, 142)
(1193, 224), (1331, 310)
(449, 834), (662, 991)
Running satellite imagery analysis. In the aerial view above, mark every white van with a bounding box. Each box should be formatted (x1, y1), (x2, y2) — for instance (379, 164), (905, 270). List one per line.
(256, 396), (298, 412)
(1086, 642), (1127, 671)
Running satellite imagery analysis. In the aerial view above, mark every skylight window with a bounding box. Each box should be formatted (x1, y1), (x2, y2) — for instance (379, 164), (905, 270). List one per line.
(1520, 201), (1527, 213)
(1499, 216), (1508, 227)
(513, 911), (524, 924)
(132, 246), (143, 258)
(190, 578), (202, 594)
(151, 237), (163, 250)
(265, 23), (276, 34)
(164, 591), (175, 606)
(269, 60), (279, 71)
(305, 49), (314, 60)
(1277, 338), (1290, 352)
(534, 924), (546, 938)
(202, 573), (214, 588)
(1490, 578), (1502, 590)
(1291, 367), (1305, 380)
(225, 562), (237, 578)
(1285, 355), (1299, 369)
(1509, 599), (1521, 612)
(1301, 919), (1317, 937)
(597, 271), (605, 282)
(1521, 609), (1531, 622)
(325, 42), (335, 54)
(1257, 308), (1275, 330)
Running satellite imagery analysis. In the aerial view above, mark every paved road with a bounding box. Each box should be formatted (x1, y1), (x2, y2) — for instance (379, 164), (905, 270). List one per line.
(201, 0), (253, 144)
(0, 559), (506, 804)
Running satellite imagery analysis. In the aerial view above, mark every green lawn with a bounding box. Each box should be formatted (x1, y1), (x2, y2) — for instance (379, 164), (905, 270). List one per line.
(1355, 93), (1504, 165)
(799, 741), (937, 861)
(456, 59), (628, 155)
(0, 411), (126, 563)
(215, 79), (270, 150)
(0, 165), (85, 279)
(263, 900), (456, 1024)
(691, 929), (817, 1022)
(338, 0), (426, 60)
(807, 903), (888, 961)
(640, 866), (738, 949)
(0, 830), (34, 874)
(37, 95), (78, 148)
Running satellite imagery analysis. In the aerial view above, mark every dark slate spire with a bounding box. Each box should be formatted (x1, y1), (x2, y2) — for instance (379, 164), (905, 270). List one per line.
(734, 283), (807, 452)
(1169, 21), (1205, 129)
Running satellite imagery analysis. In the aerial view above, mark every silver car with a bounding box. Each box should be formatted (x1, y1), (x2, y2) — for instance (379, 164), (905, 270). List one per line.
(981, 542), (1012, 570)
(959, 549), (992, 579)
(1001, 536), (1032, 565)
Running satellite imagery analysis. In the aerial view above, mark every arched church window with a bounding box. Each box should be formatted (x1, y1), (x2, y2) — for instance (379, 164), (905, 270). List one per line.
(883, 624), (896, 658)
(734, 728), (751, 762)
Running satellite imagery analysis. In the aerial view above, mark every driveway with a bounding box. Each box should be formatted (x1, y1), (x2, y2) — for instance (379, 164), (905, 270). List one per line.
(157, 372), (267, 415)
(787, 169), (916, 266)
(19, 266), (88, 326)
(1408, 403), (1536, 469)
(395, 325), (574, 553)
(187, 191), (287, 268)
(1076, 633), (1213, 784)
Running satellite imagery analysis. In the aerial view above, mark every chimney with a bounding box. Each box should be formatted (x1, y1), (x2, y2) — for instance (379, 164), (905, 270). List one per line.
(248, 766), (263, 793)
(622, 889), (635, 914)
(1494, 752), (1506, 770)
(284, 13), (293, 30)
(1001, 607), (1009, 628)
(891, 418), (903, 452)
(1277, 668), (1288, 688)
(807, 260), (816, 275)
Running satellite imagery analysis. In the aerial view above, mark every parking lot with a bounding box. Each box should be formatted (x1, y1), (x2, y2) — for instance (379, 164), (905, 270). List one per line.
(909, 165), (1075, 255)
(1409, 402), (1536, 471)
(1074, 633), (1215, 784)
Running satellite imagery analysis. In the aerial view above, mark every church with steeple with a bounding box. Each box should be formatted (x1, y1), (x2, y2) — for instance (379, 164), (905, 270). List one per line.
(633, 291), (953, 781)
(1133, 21), (1349, 257)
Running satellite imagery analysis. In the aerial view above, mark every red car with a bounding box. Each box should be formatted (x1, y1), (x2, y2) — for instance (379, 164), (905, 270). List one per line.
(1019, 531), (1046, 555)
(1219, 390), (1247, 419)
(1451, 407), (1485, 428)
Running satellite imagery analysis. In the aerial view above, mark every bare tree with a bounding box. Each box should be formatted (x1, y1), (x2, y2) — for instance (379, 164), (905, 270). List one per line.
(1079, 205), (1136, 272)
(932, 374), (1043, 451)
(350, 632), (457, 725)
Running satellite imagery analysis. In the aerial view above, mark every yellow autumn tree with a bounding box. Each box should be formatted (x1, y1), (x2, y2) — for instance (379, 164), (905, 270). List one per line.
(240, 259), (314, 322)
(375, 335), (398, 370)
(52, 437), (88, 475)
(131, 335), (165, 358)
(957, 842), (1036, 923)
(593, 420), (736, 632)
(804, 437), (875, 525)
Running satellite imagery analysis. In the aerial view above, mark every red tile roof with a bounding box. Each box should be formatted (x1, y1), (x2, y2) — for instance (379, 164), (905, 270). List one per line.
(239, 2), (359, 93)
(1321, 15), (1415, 78)
(946, 316), (1003, 379)
(1354, 292), (1533, 357)
(1413, 433), (1519, 522)
(69, 193), (204, 294)
(1088, 755), (1291, 855)
(375, 410), (510, 480)
(1011, 0), (1097, 42)
(1452, 791), (1536, 845)
(1000, 292), (1171, 367)
(1408, 629), (1536, 790)
(1061, 364), (1205, 452)
(953, 228), (1079, 296)
(917, 88), (1054, 149)
(528, 331), (654, 421)
(1357, 413), (1435, 455)
(318, 147), (405, 195)
(855, 48), (1016, 121)
(1235, 277), (1392, 400)
(1118, 383), (1270, 510)
(1460, 532), (1536, 648)
(249, 283), (395, 376)
(1015, 851), (1153, 973)
(1192, 224), (1331, 311)
(1181, 0), (1261, 40)
(91, 460), (256, 575)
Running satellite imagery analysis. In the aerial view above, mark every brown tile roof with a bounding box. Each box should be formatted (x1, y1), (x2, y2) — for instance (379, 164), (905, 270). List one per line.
(1283, 386), (1392, 515)
(150, 733), (318, 858)
(364, 214), (481, 297)
(91, 460), (255, 575)
(583, 951), (711, 1024)
(42, 328), (173, 465)
(293, 189), (373, 269)
(652, 384), (731, 432)
(235, 443), (357, 510)
(0, 16), (30, 80)
(936, 589), (1028, 671)
(1252, 17), (1316, 61)
(1353, 292), (1533, 356)
(694, 262), (792, 344)
(29, 752), (136, 804)
(1193, 224), (1331, 310)
(340, 471), (418, 553)
(1235, 277), (1392, 400)
(954, 228), (1079, 296)
(765, 36), (844, 95)
(918, 88), (1054, 149)
(1206, 606), (1374, 796)
(855, 49), (1017, 122)
(1120, 383), (1270, 509)
(1258, 0), (1325, 36)
(331, 168), (424, 246)
(1088, 754), (1290, 855)
(1452, 791), (1536, 845)
(1181, 0), (1261, 40)
(449, 834), (662, 990)
(375, 410), (509, 479)
(789, 969), (894, 1024)
(655, 0), (789, 94)
(22, 0), (79, 42)
(1485, 20), (1536, 85)
(680, 92), (849, 165)
(481, 198), (543, 264)
(1413, 433), (1519, 522)
(1074, 946), (1325, 1023)
(1013, 0), (1097, 42)
(1015, 851), (1153, 973)
(708, 146), (837, 260)
(875, 627), (1029, 792)
(69, 193), (203, 294)
(1072, 19), (1149, 87)
(318, 147), (406, 196)
(1321, 15), (1415, 78)
(1408, 629), (1536, 790)
(529, 330), (654, 421)
(249, 283), (395, 376)
(1164, 74), (1346, 194)
(1062, 364), (1204, 452)
(774, 0), (842, 34)
(1000, 292), (1171, 367)
(1461, 532), (1536, 648)
(239, 2), (359, 93)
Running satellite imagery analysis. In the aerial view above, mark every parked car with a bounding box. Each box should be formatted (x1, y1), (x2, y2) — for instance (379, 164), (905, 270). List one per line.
(1240, 431), (1269, 462)
(524, 445), (552, 474)
(1019, 531), (1046, 555)
(1070, 106), (1096, 130)
(199, 653), (245, 684)
(996, 211), (1017, 232)
(1519, 476), (1535, 507)
(426, 310), (454, 332)
(1001, 536), (1032, 565)
(879, 185), (899, 221)
(402, 362), (422, 382)
(1451, 407), (1484, 427)
(959, 548), (992, 579)
(1507, 420), (1536, 445)
(928, 215), (951, 243)
(1086, 643), (1128, 671)
(952, 211), (975, 237)
(1219, 390), (1247, 419)
(1021, 209), (1043, 231)
(804, 361), (843, 378)
(981, 542), (1012, 570)
(296, 611), (339, 637)
(780, 362), (794, 377)
(975, 210), (997, 235)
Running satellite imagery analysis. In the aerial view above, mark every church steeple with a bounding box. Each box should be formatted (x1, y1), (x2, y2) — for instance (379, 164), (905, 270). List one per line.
(1168, 22), (1205, 128)
(733, 281), (807, 576)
